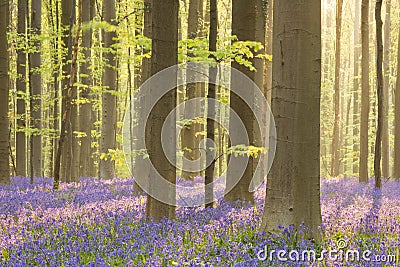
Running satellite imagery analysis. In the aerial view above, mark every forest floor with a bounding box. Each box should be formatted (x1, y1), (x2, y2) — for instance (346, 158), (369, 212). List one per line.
(0, 177), (399, 266)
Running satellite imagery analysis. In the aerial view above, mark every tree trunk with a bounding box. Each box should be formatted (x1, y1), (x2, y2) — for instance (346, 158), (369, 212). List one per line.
(54, 0), (82, 189)
(331, 0), (343, 177)
(374, 0), (383, 189)
(60, 0), (73, 182)
(353, 0), (361, 175)
(394, 30), (400, 180)
(16, 0), (27, 177)
(29, 0), (42, 179)
(145, 0), (178, 221)
(224, 0), (264, 204)
(205, 0), (217, 209)
(381, 0), (390, 178)
(99, 0), (117, 180)
(0, 0), (10, 184)
(181, 0), (204, 180)
(359, 0), (370, 183)
(79, 0), (93, 178)
(261, 0), (322, 239)
(133, 0), (152, 193)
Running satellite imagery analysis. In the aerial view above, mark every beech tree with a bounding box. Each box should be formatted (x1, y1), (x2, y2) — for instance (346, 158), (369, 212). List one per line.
(145, 0), (179, 221)
(0, 0), (10, 184)
(262, 0), (322, 237)
(359, 0), (370, 183)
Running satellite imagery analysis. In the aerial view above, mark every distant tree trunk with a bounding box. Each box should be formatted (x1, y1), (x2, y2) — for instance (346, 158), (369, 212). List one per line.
(145, 0), (178, 221)
(394, 30), (400, 180)
(133, 0), (152, 193)
(16, 0), (27, 177)
(79, 0), (93, 178)
(181, 0), (204, 180)
(224, 0), (264, 204)
(99, 0), (117, 180)
(205, 0), (217, 209)
(353, 0), (361, 175)
(0, 0), (10, 184)
(29, 0), (43, 179)
(331, 0), (343, 177)
(359, 0), (370, 183)
(374, 0), (383, 189)
(262, 0), (322, 239)
(381, 0), (390, 178)
(54, 0), (82, 189)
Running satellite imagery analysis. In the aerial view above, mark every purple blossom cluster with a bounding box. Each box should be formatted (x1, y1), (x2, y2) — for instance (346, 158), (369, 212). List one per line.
(0, 177), (399, 266)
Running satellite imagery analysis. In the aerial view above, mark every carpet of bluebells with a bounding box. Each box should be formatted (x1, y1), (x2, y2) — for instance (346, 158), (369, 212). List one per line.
(0, 177), (399, 266)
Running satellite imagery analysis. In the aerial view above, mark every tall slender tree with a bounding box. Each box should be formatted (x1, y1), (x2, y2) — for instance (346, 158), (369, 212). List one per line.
(331, 0), (344, 177)
(145, 0), (179, 221)
(0, 0), (10, 184)
(99, 0), (117, 179)
(16, 0), (27, 177)
(359, 0), (370, 183)
(381, 0), (390, 178)
(181, 0), (204, 180)
(374, 0), (383, 189)
(79, 0), (93, 178)
(205, 0), (217, 209)
(394, 30), (400, 181)
(29, 0), (43, 179)
(353, 0), (361, 175)
(262, 0), (322, 238)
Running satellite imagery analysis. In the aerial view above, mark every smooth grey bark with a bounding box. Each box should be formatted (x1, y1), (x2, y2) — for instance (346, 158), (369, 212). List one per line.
(394, 30), (400, 180)
(79, 0), (93, 178)
(359, 0), (370, 183)
(29, 0), (43, 179)
(262, 0), (322, 239)
(381, 0), (390, 178)
(181, 0), (204, 181)
(16, 0), (27, 177)
(331, 0), (343, 177)
(145, 0), (178, 221)
(0, 0), (10, 184)
(224, 0), (264, 204)
(99, 0), (117, 179)
(353, 0), (361, 175)
(374, 0), (383, 189)
(133, 0), (152, 194)
(205, 0), (217, 209)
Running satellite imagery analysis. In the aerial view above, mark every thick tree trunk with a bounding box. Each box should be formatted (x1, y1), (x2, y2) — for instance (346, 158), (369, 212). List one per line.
(374, 0), (383, 189)
(29, 0), (42, 179)
(381, 0), (390, 178)
(224, 0), (264, 204)
(145, 0), (178, 221)
(359, 0), (370, 183)
(331, 0), (343, 177)
(0, 0), (10, 184)
(262, 0), (322, 239)
(394, 31), (400, 180)
(79, 0), (93, 178)
(99, 0), (117, 180)
(353, 0), (361, 175)
(16, 0), (27, 177)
